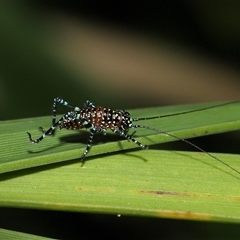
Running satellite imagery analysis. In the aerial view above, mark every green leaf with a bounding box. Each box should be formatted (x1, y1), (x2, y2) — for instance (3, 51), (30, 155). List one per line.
(0, 228), (53, 240)
(1, 102), (240, 174)
(0, 102), (240, 223)
(0, 150), (240, 222)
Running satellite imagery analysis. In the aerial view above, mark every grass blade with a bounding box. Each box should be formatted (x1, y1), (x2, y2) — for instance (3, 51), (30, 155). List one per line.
(0, 102), (240, 223)
(0, 150), (240, 222)
(0, 228), (53, 240)
(1, 101), (240, 174)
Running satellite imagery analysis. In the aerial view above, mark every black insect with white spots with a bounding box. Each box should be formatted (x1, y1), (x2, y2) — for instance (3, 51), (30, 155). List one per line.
(27, 97), (240, 175)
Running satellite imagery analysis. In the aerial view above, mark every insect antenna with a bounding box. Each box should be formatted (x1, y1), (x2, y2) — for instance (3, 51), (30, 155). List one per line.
(134, 101), (240, 122)
(131, 123), (240, 176)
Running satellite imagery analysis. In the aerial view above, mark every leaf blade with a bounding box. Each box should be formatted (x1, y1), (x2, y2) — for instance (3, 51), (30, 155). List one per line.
(1, 101), (240, 173)
(0, 150), (239, 223)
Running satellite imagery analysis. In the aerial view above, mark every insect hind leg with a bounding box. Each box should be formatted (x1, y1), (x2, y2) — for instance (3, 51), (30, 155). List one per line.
(38, 126), (55, 136)
(84, 100), (95, 108)
(27, 117), (63, 143)
(52, 97), (78, 125)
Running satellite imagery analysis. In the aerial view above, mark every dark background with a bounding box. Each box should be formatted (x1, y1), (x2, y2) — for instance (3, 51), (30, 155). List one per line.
(1, 1), (240, 239)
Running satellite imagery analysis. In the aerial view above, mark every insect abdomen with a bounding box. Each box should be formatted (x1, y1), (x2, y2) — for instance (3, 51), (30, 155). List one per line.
(62, 118), (84, 130)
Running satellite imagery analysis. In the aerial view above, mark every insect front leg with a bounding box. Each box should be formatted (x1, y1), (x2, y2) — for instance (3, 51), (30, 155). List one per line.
(114, 129), (149, 150)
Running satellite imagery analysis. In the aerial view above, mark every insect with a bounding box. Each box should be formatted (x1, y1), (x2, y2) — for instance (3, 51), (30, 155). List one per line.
(27, 97), (240, 175)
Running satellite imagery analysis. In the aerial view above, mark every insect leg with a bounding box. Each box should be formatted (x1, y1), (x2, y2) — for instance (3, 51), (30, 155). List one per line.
(47, 97), (80, 136)
(80, 127), (97, 161)
(84, 100), (96, 108)
(52, 97), (77, 124)
(27, 117), (64, 143)
(38, 126), (52, 136)
(114, 129), (149, 150)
